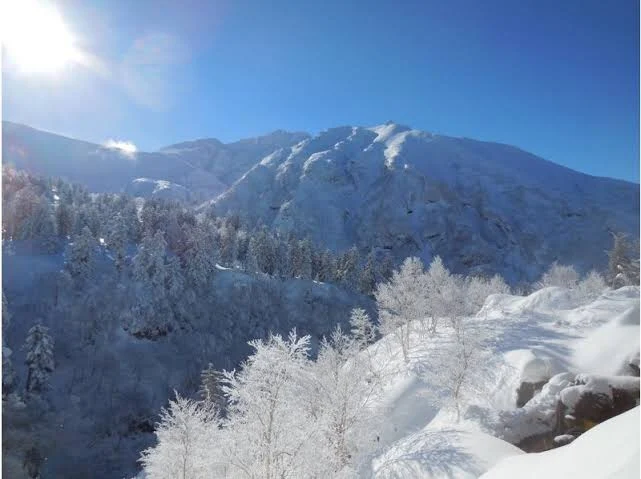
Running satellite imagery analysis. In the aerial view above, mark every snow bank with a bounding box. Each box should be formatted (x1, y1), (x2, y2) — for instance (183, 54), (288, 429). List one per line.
(504, 349), (559, 384)
(481, 407), (640, 479)
(572, 301), (640, 375)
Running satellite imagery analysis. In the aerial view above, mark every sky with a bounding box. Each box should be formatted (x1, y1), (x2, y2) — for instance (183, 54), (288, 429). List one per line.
(2, 0), (639, 182)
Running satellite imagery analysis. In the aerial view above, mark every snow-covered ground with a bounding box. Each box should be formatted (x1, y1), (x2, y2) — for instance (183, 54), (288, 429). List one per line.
(365, 286), (640, 478)
(481, 406), (640, 479)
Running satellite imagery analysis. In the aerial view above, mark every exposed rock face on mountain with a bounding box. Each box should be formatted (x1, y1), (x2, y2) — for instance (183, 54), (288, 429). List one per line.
(209, 123), (639, 282)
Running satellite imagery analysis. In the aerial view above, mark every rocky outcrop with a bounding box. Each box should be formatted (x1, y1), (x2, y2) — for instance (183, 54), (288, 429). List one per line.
(515, 373), (640, 452)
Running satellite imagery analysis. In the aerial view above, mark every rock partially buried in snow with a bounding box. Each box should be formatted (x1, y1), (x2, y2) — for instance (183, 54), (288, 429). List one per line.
(560, 374), (640, 426)
(553, 434), (575, 446)
(503, 349), (559, 407)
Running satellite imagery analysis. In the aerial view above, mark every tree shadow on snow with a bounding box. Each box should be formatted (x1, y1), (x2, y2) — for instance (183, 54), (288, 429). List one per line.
(374, 428), (482, 479)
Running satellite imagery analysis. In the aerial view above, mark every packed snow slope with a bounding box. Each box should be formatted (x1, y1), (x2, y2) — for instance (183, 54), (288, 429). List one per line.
(481, 407), (640, 479)
(366, 285), (640, 478)
(2, 121), (307, 201)
(210, 123), (639, 282)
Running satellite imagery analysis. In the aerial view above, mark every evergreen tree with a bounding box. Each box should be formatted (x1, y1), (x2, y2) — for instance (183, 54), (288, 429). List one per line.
(131, 231), (176, 338)
(107, 214), (128, 273)
(218, 223), (238, 267)
(2, 292), (16, 396)
(358, 251), (378, 295)
(317, 249), (336, 283)
(607, 232), (640, 287)
(336, 246), (360, 289)
(25, 323), (55, 395)
(182, 223), (217, 289)
(287, 235), (302, 278)
(297, 238), (313, 280)
(55, 201), (74, 238)
(247, 227), (276, 275)
(122, 198), (141, 243)
(66, 226), (96, 287)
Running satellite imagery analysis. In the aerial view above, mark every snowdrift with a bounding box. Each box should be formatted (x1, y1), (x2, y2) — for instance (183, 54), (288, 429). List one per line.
(369, 286), (640, 477)
(481, 407), (640, 479)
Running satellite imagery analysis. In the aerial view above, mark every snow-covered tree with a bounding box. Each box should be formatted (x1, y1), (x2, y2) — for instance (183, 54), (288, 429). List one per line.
(315, 248), (336, 283)
(336, 246), (360, 290)
(199, 363), (226, 409)
(107, 214), (128, 273)
(285, 235), (300, 278)
(420, 317), (494, 422)
(218, 222), (238, 267)
(536, 262), (579, 289)
(358, 251), (378, 295)
(55, 201), (74, 238)
(607, 232), (640, 287)
(297, 238), (313, 280)
(375, 257), (428, 362)
(221, 331), (313, 479)
(349, 308), (376, 349)
(25, 323), (55, 395)
(131, 231), (176, 338)
(306, 326), (382, 475)
(134, 230), (169, 286)
(182, 223), (217, 290)
(122, 198), (141, 243)
(140, 394), (222, 479)
(465, 274), (510, 315)
(424, 256), (464, 333)
(576, 270), (607, 301)
(2, 292), (16, 396)
(247, 227), (277, 276)
(66, 226), (96, 287)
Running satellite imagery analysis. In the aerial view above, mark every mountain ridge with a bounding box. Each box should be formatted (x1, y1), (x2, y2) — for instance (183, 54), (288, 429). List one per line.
(2, 120), (638, 283)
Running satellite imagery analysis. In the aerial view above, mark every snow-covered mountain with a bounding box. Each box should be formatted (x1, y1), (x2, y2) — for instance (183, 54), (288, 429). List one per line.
(209, 122), (639, 282)
(159, 129), (310, 186)
(1, 121), (307, 201)
(3, 121), (638, 283)
(126, 178), (193, 202)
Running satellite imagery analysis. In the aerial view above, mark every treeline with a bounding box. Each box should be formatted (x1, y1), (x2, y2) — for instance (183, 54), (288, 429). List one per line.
(3, 166), (393, 291)
(3, 167), (397, 340)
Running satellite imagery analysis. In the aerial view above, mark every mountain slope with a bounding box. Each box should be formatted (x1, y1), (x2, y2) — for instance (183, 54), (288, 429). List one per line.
(2, 121), (308, 200)
(209, 123), (639, 282)
(159, 129), (310, 185)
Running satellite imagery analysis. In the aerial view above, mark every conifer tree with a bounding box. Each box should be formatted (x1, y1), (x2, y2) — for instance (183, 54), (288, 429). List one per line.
(25, 323), (55, 395)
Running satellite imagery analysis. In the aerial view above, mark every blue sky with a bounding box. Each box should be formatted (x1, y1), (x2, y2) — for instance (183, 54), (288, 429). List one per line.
(3, 0), (639, 181)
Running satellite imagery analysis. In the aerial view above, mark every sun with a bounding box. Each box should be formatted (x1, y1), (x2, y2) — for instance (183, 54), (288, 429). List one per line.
(2, 0), (77, 73)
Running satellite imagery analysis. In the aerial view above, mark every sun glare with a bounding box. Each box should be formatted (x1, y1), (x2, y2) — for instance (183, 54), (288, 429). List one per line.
(2, 0), (77, 73)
